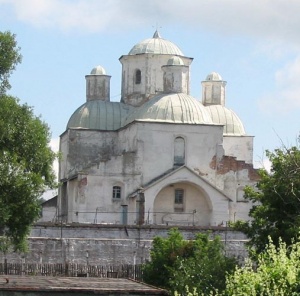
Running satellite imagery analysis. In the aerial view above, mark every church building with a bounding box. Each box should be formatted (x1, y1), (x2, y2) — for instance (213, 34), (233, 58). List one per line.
(58, 31), (258, 226)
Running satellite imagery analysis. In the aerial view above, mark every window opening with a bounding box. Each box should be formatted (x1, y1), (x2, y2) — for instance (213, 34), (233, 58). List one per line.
(175, 189), (184, 204)
(174, 188), (184, 213)
(135, 69), (141, 84)
(174, 137), (185, 165)
(112, 186), (121, 199)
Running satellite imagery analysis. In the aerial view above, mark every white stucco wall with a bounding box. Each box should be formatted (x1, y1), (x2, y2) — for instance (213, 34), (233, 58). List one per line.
(223, 135), (254, 164)
(126, 122), (224, 185)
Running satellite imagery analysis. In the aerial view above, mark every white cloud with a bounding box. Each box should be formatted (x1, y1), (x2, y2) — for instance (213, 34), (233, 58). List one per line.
(254, 158), (272, 173)
(3, 0), (128, 33)
(275, 57), (300, 87)
(258, 55), (300, 114)
(49, 137), (59, 179)
(50, 137), (59, 152)
(2, 0), (300, 47)
(5, 0), (57, 26)
(41, 137), (59, 200)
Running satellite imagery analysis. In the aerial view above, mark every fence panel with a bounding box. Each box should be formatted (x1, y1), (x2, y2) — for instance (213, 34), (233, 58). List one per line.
(0, 262), (143, 280)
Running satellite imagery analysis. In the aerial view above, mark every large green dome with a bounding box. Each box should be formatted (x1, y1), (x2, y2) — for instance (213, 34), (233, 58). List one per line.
(125, 93), (213, 125)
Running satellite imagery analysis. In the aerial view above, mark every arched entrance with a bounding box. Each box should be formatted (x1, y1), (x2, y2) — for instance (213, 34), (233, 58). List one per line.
(153, 182), (211, 226)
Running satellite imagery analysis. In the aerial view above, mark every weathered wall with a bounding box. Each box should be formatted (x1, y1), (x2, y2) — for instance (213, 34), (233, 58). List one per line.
(120, 54), (192, 106)
(1, 224), (248, 265)
(132, 122), (224, 186)
(223, 136), (253, 164)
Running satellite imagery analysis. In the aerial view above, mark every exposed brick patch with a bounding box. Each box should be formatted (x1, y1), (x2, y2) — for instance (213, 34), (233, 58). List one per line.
(210, 155), (260, 181)
(79, 177), (87, 187)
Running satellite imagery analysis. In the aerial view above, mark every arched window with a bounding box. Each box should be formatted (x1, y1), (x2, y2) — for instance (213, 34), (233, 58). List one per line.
(135, 69), (141, 84)
(174, 137), (185, 166)
(112, 186), (121, 199)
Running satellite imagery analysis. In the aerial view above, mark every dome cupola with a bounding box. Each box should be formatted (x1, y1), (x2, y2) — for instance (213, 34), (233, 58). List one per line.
(128, 30), (184, 56)
(119, 31), (193, 107)
(202, 72), (245, 135)
(202, 72), (227, 106)
(162, 56), (189, 94)
(85, 65), (111, 102)
(206, 72), (223, 81)
(90, 65), (106, 75)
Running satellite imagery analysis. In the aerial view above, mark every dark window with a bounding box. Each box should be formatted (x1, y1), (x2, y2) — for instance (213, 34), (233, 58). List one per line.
(113, 186), (121, 199)
(135, 69), (141, 84)
(175, 189), (184, 204)
(174, 189), (184, 213)
(174, 137), (185, 166)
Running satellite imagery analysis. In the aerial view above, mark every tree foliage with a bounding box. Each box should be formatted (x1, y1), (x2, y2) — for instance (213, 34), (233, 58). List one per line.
(0, 31), (22, 94)
(143, 228), (237, 295)
(183, 238), (300, 295)
(0, 96), (57, 251)
(234, 144), (300, 253)
(0, 31), (56, 251)
(224, 237), (300, 295)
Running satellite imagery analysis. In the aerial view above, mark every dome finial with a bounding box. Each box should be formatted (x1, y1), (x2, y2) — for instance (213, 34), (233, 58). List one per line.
(153, 30), (161, 39)
(153, 22), (162, 38)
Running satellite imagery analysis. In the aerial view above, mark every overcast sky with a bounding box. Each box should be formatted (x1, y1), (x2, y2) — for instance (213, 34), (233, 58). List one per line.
(1, 0), (300, 189)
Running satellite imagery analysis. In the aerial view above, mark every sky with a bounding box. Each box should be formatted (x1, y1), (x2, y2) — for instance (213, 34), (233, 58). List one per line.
(1, 0), (300, 197)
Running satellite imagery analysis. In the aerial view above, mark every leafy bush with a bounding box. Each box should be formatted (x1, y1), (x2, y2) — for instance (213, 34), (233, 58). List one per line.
(143, 228), (237, 295)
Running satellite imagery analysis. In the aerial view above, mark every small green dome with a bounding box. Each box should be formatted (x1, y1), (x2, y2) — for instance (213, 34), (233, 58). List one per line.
(205, 105), (245, 135)
(90, 65), (106, 75)
(167, 56), (184, 65)
(206, 72), (222, 81)
(67, 101), (133, 131)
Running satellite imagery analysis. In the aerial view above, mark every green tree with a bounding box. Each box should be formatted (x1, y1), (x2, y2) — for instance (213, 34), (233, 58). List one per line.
(0, 31), (57, 251)
(224, 238), (300, 295)
(0, 96), (57, 251)
(0, 31), (22, 94)
(234, 143), (300, 253)
(143, 228), (237, 295)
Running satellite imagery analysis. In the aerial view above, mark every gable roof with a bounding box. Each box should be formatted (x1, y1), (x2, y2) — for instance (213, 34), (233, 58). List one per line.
(129, 165), (231, 202)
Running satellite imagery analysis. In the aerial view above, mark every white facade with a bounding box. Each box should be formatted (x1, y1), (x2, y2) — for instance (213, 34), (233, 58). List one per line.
(58, 31), (259, 227)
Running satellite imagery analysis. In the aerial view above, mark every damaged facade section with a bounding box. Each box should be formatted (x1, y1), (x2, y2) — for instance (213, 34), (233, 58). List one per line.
(55, 31), (258, 227)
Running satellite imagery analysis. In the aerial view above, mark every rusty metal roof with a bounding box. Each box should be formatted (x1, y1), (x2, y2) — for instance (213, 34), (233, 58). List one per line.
(0, 276), (168, 294)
